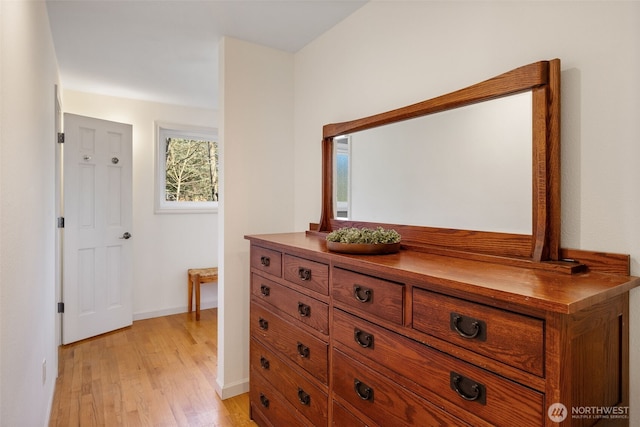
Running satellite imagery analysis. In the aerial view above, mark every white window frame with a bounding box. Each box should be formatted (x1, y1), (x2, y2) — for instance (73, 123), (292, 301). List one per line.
(155, 122), (219, 214)
(334, 135), (351, 219)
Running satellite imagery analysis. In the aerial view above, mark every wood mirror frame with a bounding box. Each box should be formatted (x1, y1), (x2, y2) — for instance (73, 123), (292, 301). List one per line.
(316, 59), (561, 263)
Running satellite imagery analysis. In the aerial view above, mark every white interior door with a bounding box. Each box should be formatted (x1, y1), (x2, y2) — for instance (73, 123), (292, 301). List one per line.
(62, 113), (133, 344)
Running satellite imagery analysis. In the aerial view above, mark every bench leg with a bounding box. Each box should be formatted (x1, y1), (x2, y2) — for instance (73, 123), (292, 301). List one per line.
(195, 274), (201, 321)
(188, 274), (194, 313)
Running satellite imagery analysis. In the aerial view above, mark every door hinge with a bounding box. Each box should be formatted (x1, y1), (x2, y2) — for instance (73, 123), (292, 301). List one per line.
(57, 217), (64, 228)
(57, 302), (64, 313)
(57, 132), (64, 143)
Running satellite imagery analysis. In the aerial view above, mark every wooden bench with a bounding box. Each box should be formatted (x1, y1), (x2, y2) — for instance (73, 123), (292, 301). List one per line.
(188, 267), (218, 320)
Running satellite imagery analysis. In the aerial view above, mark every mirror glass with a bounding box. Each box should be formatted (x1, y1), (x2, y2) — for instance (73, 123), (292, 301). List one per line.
(334, 91), (532, 234)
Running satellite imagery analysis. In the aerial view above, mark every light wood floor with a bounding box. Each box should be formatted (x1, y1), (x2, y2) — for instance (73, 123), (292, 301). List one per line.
(49, 308), (256, 427)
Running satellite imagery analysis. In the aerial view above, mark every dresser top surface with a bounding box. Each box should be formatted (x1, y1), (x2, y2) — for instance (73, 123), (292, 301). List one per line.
(246, 232), (640, 314)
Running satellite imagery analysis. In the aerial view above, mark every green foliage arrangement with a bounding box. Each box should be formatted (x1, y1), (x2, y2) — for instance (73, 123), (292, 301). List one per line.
(326, 227), (401, 244)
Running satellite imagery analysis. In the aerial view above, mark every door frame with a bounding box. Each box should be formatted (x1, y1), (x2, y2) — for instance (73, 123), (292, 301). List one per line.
(54, 84), (63, 350)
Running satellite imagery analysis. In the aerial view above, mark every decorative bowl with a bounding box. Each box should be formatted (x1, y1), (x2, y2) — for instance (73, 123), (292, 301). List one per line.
(326, 241), (401, 255)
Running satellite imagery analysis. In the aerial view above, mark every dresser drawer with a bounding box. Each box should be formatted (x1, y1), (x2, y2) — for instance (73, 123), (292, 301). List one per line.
(332, 349), (469, 427)
(332, 267), (403, 325)
(412, 288), (544, 377)
(251, 302), (328, 384)
(251, 273), (329, 334)
(333, 309), (544, 427)
(251, 338), (328, 426)
(250, 370), (310, 427)
(283, 254), (329, 295)
(332, 401), (367, 427)
(250, 245), (282, 278)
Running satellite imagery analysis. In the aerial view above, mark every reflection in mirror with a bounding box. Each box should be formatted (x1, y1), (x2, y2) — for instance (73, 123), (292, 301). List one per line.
(335, 91), (532, 234)
(334, 136), (350, 218)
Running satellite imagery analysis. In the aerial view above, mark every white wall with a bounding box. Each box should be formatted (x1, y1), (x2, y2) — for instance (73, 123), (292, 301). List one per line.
(0, 1), (59, 425)
(63, 91), (219, 319)
(294, 0), (640, 423)
(217, 37), (294, 398)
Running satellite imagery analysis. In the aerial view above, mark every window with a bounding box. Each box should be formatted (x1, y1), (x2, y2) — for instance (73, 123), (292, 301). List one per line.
(334, 135), (350, 219)
(155, 123), (218, 213)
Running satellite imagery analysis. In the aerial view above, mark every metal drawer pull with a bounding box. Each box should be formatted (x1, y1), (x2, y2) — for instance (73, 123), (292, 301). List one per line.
(297, 388), (311, 406)
(354, 328), (374, 348)
(259, 393), (270, 408)
(297, 342), (310, 358)
(260, 285), (270, 297)
(260, 256), (270, 267)
(353, 285), (372, 303)
(297, 302), (311, 317)
(450, 313), (486, 341)
(450, 372), (486, 405)
(354, 379), (374, 401)
(259, 356), (270, 370)
(298, 267), (312, 281)
(258, 317), (269, 330)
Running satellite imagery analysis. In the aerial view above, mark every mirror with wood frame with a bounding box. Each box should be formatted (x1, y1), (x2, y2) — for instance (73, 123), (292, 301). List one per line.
(316, 59), (561, 262)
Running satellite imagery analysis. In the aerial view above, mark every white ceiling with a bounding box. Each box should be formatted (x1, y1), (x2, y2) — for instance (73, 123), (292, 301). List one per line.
(47, 0), (367, 109)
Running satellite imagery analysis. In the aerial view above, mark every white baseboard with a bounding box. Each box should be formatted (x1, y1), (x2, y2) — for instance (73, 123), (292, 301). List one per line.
(215, 377), (250, 400)
(133, 299), (218, 321)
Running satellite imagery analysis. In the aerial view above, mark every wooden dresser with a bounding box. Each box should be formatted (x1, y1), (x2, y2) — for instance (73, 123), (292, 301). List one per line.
(246, 232), (639, 427)
(246, 59), (637, 426)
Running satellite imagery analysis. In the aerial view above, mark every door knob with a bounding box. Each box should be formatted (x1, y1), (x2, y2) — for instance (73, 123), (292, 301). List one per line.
(120, 232), (132, 240)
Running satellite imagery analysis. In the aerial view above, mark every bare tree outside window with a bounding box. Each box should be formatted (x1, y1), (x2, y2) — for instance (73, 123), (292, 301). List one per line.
(164, 137), (218, 202)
